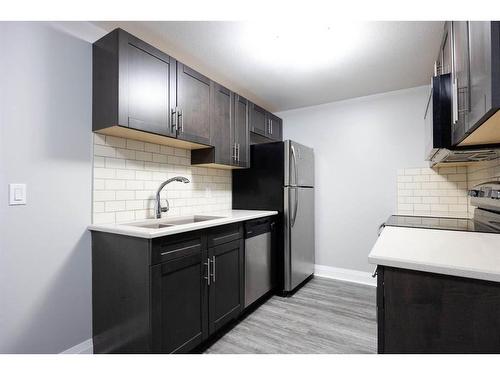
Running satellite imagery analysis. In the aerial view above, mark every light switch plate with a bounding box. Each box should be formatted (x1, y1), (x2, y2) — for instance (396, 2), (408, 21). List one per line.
(9, 183), (26, 205)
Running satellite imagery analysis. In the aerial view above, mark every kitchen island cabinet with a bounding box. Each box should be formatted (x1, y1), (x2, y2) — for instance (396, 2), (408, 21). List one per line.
(377, 266), (500, 353)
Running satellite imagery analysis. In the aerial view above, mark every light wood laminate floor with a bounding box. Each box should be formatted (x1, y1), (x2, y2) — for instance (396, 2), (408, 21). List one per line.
(205, 277), (377, 354)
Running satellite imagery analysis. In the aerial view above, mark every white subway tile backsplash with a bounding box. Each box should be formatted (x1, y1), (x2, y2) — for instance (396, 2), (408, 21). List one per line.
(94, 212), (115, 224)
(105, 136), (126, 148)
(94, 179), (105, 190)
(152, 154), (168, 163)
(105, 179), (126, 190)
(116, 211), (135, 223)
(105, 157), (126, 169)
(92, 134), (232, 224)
(115, 148), (136, 160)
(94, 190), (115, 202)
(94, 168), (115, 179)
(126, 139), (145, 151)
(116, 190), (135, 200)
(94, 156), (105, 168)
(94, 145), (116, 158)
(145, 143), (160, 153)
(136, 151), (153, 162)
(126, 180), (144, 190)
(105, 201), (126, 212)
(397, 166), (469, 218)
(115, 169), (136, 180)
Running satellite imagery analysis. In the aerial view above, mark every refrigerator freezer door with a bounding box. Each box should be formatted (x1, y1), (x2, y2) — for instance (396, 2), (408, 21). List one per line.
(284, 186), (315, 291)
(285, 140), (314, 187)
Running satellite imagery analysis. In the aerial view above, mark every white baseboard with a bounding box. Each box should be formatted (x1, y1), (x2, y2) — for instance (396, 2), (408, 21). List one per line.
(61, 338), (93, 354)
(314, 264), (376, 287)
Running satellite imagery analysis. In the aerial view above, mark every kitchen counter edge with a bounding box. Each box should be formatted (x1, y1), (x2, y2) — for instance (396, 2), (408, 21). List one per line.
(87, 210), (278, 239)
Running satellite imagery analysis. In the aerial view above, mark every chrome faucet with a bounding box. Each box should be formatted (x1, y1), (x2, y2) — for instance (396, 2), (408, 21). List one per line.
(155, 176), (190, 219)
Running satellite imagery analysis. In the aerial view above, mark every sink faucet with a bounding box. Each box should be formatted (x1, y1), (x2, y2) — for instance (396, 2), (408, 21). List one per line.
(155, 176), (190, 219)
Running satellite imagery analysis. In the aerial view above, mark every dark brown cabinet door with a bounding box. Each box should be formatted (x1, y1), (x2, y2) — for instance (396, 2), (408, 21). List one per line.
(451, 21), (471, 144)
(210, 82), (233, 165)
(249, 102), (268, 136)
(151, 251), (208, 353)
(468, 22), (493, 130)
(380, 266), (500, 354)
(93, 29), (176, 137)
(208, 239), (244, 334)
(268, 114), (283, 141)
(233, 94), (249, 167)
(437, 22), (452, 75)
(124, 37), (176, 137)
(176, 63), (211, 145)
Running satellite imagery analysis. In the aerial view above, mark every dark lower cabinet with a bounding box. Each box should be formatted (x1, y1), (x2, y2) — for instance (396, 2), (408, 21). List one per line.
(208, 239), (244, 334)
(91, 221), (250, 354)
(151, 251), (209, 353)
(377, 266), (500, 354)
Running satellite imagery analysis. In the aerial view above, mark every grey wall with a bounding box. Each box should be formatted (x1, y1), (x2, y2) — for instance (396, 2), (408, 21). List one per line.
(0, 22), (92, 353)
(278, 86), (429, 273)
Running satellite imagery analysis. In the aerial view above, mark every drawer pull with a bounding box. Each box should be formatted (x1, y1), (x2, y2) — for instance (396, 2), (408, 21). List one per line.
(160, 243), (200, 257)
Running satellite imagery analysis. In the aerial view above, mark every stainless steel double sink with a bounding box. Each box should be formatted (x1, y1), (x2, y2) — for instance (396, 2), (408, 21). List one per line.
(126, 215), (224, 229)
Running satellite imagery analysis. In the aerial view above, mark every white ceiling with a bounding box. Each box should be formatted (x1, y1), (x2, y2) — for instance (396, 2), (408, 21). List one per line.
(92, 21), (444, 112)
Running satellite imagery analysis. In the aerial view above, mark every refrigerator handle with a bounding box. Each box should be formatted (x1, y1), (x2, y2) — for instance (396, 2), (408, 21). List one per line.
(291, 188), (299, 227)
(291, 144), (299, 186)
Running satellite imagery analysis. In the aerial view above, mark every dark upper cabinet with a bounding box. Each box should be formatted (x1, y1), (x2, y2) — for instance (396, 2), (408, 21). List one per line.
(93, 28), (176, 137)
(191, 86), (252, 168)
(191, 82), (235, 167)
(93, 28), (281, 165)
(436, 22), (452, 75)
(250, 103), (268, 136)
(176, 63), (211, 145)
(450, 21), (500, 147)
(211, 83), (233, 166)
(451, 21), (470, 145)
(208, 239), (244, 334)
(468, 22), (496, 134)
(250, 102), (283, 143)
(233, 94), (250, 167)
(151, 250), (208, 353)
(267, 114), (283, 141)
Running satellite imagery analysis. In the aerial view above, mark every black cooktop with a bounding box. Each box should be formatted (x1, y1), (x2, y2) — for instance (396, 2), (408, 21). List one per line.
(385, 213), (500, 234)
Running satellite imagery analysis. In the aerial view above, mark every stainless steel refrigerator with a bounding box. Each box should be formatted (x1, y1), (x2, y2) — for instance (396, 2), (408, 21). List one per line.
(233, 140), (315, 294)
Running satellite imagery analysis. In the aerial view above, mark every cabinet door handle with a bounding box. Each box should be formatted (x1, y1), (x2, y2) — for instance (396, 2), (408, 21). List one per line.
(178, 108), (183, 133)
(270, 121), (273, 135)
(211, 255), (216, 283)
(204, 258), (211, 286)
(237, 143), (240, 162)
(171, 108), (178, 132)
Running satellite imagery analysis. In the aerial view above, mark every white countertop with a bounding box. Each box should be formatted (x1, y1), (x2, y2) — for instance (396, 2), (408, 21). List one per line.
(369, 226), (500, 283)
(88, 209), (278, 239)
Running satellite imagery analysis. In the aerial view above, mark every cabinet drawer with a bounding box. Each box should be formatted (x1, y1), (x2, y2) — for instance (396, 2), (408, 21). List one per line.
(207, 223), (243, 248)
(151, 231), (205, 265)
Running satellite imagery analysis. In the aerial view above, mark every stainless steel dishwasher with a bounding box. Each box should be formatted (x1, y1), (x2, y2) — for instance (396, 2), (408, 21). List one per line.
(244, 218), (274, 308)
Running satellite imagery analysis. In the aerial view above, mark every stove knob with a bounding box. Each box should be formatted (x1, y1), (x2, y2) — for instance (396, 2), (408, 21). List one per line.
(491, 190), (500, 200)
(468, 189), (480, 197)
